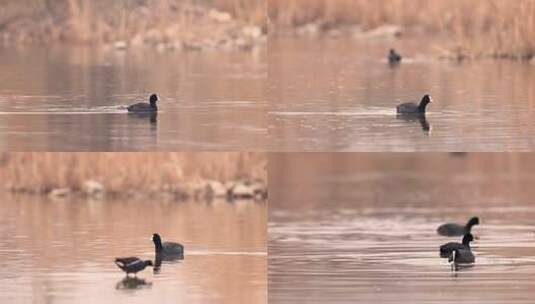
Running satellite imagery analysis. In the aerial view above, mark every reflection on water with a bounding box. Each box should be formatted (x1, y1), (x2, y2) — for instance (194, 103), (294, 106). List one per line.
(129, 112), (158, 125)
(396, 113), (431, 135)
(0, 46), (266, 151)
(0, 195), (266, 304)
(115, 277), (152, 290)
(269, 153), (535, 303)
(268, 37), (535, 151)
(154, 252), (184, 273)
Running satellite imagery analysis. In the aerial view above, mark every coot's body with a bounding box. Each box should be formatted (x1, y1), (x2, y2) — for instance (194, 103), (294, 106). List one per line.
(152, 233), (184, 256)
(396, 95), (432, 114)
(440, 233), (473, 258)
(128, 94), (158, 112)
(388, 49), (402, 64)
(450, 247), (475, 264)
(437, 217), (479, 237)
(114, 257), (153, 275)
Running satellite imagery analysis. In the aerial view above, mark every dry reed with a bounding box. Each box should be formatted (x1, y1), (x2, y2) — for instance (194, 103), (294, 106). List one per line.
(212, 0), (265, 26)
(0, 0), (266, 46)
(269, 0), (535, 58)
(0, 152), (266, 195)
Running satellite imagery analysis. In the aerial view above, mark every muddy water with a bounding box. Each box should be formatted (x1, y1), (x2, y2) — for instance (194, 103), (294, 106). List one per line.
(268, 37), (535, 151)
(0, 46), (266, 151)
(269, 153), (535, 303)
(0, 195), (266, 304)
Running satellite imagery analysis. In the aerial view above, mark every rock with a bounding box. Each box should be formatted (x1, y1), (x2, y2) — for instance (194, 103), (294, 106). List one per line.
(83, 180), (105, 197)
(228, 182), (253, 199)
(358, 25), (403, 39)
(183, 41), (203, 51)
(327, 29), (342, 37)
(130, 34), (144, 47)
(172, 41), (184, 51)
(297, 23), (320, 36)
(242, 26), (262, 39)
(437, 47), (467, 61)
(201, 39), (217, 50)
(227, 180), (267, 200)
(205, 181), (227, 197)
(48, 188), (71, 198)
(194, 180), (228, 201)
(254, 187), (268, 201)
(208, 9), (232, 22)
(156, 43), (167, 52)
(113, 40), (128, 50)
(234, 37), (251, 50)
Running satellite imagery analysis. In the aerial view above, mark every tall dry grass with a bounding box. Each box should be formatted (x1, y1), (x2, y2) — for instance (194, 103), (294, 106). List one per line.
(0, 152), (266, 194)
(269, 0), (535, 58)
(62, 0), (265, 42)
(212, 0), (265, 25)
(0, 0), (266, 45)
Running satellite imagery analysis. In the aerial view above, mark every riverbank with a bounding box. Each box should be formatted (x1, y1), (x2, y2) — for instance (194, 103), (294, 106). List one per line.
(0, 0), (266, 51)
(268, 0), (535, 60)
(0, 152), (267, 201)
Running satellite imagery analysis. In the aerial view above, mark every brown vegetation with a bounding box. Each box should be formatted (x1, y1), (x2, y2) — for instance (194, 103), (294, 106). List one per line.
(211, 0), (265, 25)
(0, 152), (266, 197)
(269, 0), (535, 59)
(0, 0), (266, 50)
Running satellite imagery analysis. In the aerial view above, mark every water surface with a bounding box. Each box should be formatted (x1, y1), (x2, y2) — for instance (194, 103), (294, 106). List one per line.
(269, 153), (535, 303)
(0, 46), (266, 151)
(268, 37), (535, 151)
(0, 195), (266, 303)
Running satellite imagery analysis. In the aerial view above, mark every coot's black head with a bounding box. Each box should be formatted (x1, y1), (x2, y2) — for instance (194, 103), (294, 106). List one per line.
(149, 94), (158, 107)
(145, 260), (154, 267)
(152, 233), (162, 249)
(462, 233), (474, 246)
(466, 216), (480, 228)
(389, 49), (396, 55)
(418, 94), (432, 111)
(421, 94), (432, 104)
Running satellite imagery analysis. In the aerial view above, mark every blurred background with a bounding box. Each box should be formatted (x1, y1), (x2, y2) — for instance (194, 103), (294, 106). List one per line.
(269, 0), (535, 59)
(1, 0), (266, 50)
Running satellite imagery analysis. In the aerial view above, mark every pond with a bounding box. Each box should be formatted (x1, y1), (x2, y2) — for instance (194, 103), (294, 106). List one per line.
(0, 195), (266, 304)
(269, 153), (535, 303)
(268, 37), (535, 151)
(0, 46), (266, 151)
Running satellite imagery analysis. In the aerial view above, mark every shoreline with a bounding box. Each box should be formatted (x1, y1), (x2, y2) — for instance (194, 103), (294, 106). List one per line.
(5, 178), (267, 202)
(0, 152), (267, 201)
(270, 24), (535, 62)
(268, 0), (535, 61)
